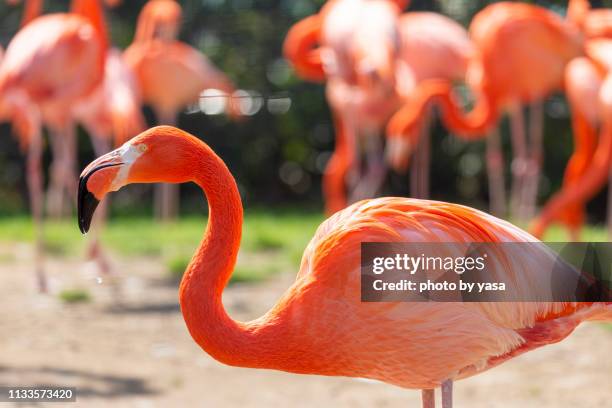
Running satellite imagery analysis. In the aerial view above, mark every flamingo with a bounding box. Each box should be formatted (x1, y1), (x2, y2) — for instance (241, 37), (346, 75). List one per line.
(77, 125), (612, 408)
(535, 57), (603, 240)
(0, 0), (107, 291)
(7, 0), (113, 218)
(124, 0), (240, 220)
(318, 0), (403, 212)
(73, 48), (146, 273)
(284, 1), (473, 214)
(386, 2), (583, 221)
(530, 39), (612, 239)
(285, 0), (401, 215)
(387, 11), (473, 199)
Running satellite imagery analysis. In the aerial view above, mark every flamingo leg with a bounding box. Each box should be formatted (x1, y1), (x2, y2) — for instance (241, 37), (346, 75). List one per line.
(421, 389), (435, 408)
(27, 127), (47, 292)
(47, 128), (67, 218)
(441, 379), (453, 408)
(486, 127), (506, 217)
(154, 112), (179, 220)
(411, 113), (431, 199)
(608, 166), (612, 239)
(522, 100), (544, 220)
(420, 119), (430, 199)
(47, 124), (77, 218)
(350, 131), (386, 202)
(62, 124), (78, 204)
(509, 105), (528, 222)
(323, 110), (358, 214)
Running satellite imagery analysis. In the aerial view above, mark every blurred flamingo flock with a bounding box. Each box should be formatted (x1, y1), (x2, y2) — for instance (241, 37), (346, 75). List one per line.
(0, 0), (610, 289)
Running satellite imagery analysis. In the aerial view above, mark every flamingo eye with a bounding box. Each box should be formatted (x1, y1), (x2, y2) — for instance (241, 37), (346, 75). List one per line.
(137, 144), (148, 153)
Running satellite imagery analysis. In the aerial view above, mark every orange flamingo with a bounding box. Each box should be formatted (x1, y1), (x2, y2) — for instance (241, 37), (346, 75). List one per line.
(124, 0), (240, 220)
(386, 2), (583, 220)
(78, 125), (612, 408)
(530, 39), (612, 239)
(0, 0), (107, 290)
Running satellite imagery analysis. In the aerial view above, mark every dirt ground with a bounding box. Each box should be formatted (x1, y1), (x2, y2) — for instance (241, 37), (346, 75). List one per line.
(1, 244), (611, 408)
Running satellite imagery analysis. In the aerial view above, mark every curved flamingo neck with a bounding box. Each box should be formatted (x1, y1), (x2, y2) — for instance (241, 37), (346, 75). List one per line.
(20, 0), (43, 27)
(177, 138), (287, 368)
(388, 80), (499, 144)
(71, 0), (109, 51)
(283, 14), (326, 83)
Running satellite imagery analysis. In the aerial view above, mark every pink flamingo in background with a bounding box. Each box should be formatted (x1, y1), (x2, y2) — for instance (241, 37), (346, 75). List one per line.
(568, 0), (612, 40)
(386, 11), (473, 199)
(318, 0), (403, 211)
(284, 0), (473, 215)
(387, 2), (583, 220)
(285, 0), (404, 215)
(0, 0), (108, 291)
(6, 0), (120, 219)
(74, 48), (145, 274)
(124, 0), (241, 220)
(78, 125), (612, 408)
(535, 56), (603, 240)
(531, 39), (612, 239)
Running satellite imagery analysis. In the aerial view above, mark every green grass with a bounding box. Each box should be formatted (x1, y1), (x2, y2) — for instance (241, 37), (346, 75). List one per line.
(0, 210), (324, 284)
(0, 212), (609, 284)
(58, 289), (91, 303)
(537, 225), (610, 242)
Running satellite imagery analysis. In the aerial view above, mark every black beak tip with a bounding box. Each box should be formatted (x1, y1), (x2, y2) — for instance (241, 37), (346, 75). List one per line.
(77, 176), (99, 235)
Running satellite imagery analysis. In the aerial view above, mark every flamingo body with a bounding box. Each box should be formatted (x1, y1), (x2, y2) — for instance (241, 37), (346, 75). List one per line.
(78, 126), (612, 397)
(75, 48), (144, 146)
(0, 13), (104, 126)
(124, 41), (235, 120)
(466, 3), (582, 110)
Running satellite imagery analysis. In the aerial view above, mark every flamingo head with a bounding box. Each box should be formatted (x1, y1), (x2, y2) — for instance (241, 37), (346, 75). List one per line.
(351, 0), (401, 92)
(136, 0), (183, 42)
(78, 126), (197, 233)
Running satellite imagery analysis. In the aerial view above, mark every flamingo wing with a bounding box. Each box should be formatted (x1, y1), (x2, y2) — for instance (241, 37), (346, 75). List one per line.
(282, 198), (609, 388)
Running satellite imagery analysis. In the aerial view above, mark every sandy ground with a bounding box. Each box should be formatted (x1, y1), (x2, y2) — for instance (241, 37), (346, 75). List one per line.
(0, 243), (611, 408)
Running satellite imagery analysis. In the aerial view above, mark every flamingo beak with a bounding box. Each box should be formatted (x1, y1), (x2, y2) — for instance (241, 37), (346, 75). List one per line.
(78, 149), (128, 234)
(79, 162), (123, 234)
(78, 162), (124, 234)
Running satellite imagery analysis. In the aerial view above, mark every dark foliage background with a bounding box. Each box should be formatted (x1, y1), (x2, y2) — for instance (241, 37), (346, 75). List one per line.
(0, 0), (610, 220)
